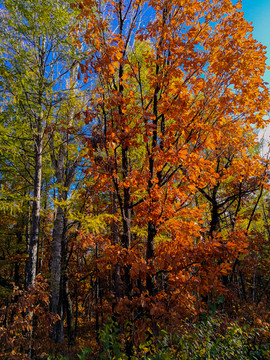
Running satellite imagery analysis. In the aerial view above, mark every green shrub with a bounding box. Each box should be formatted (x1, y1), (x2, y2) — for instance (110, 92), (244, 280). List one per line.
(77, 316), (270, 359)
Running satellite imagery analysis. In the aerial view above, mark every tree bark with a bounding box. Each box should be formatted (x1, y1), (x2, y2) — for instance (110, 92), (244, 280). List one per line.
(26, 138), (42, 289)
(50, 63), (79, 344)
(51, 202), (65, 343)
(146, 221), (156, 296)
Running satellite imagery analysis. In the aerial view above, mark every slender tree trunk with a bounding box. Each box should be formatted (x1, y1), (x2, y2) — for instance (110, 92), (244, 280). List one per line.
(74, 275), (79, 339)
(65, 280), (75, 345)
(14, 217), (23, 286)
(112, 191), (121, 303)
(51, 203), (65, 343)
(121, 148), (132, 300)
(24, 197), (31, 289)
(50, 129), (78, 343)
(210, 200), (219, 238)
(145, 58), (160, 297)
(25, 37), (45, 292)
(50, 62), (79, 343)
(62, 216), (75, 345)
(26, 138), (42, 289)
(24, 137), (42, 359)
(146, 221), (156, 296)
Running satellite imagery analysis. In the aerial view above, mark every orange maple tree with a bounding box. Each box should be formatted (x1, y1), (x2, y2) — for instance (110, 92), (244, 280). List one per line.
(75, 0), (270, 349)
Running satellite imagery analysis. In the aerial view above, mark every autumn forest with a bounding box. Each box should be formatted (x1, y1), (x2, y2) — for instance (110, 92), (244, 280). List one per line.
(1, 0), (270, 358)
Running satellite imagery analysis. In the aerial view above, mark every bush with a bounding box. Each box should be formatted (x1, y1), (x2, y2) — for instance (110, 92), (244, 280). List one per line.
(77, 316), (270, 359)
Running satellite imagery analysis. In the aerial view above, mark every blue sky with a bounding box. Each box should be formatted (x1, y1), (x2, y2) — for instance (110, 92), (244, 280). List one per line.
(241, 0), (270, 85)
(244, 0), (270, 151)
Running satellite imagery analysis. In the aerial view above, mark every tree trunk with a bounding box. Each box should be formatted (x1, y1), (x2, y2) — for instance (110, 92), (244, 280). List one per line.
(121, 148), (132, 299)
(112, 191), (121, 303)
(146, 221), (156, 296)
(51, 203), (65, 343)
(50, 61), (79, 342)
(50, 98), (79, 343)
(26, 138), (42, 289)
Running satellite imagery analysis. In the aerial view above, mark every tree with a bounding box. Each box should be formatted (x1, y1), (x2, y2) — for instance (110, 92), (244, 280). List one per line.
(0, 0), (87, 349)
(77, 0), (270, 350)
(49, 63), (86, 344)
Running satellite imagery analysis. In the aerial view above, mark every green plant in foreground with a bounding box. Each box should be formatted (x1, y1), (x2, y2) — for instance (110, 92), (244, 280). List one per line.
(53, 316), (270, 359)
(99, 318), (127, 360)
(77, 348), (92, 360)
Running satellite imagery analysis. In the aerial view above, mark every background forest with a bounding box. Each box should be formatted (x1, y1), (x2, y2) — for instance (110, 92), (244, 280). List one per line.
(1, 0), (270, 358)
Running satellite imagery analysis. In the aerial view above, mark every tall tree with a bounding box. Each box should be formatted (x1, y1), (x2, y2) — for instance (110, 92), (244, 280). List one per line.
(49, 63), (86, 344)
(78, 0), (270, 347)
(0, 0), (87, 350)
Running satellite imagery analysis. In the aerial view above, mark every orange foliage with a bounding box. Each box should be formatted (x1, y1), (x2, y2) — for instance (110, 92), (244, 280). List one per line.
(0, 276), (57, 359)
(76, 0), (270, 346)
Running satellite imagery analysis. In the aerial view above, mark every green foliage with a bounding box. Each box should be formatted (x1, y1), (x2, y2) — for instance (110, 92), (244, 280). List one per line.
(81, 317), (270, 359)
(155, 318), (270, 360)
(175, 317), (267, 360)
(47, 348), (92, 360)
(77, 348), (92, 360)
(99, 319), (127, 360)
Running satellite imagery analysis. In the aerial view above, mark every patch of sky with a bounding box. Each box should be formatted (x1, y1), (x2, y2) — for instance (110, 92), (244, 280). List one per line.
(239, 1), (270, 153)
